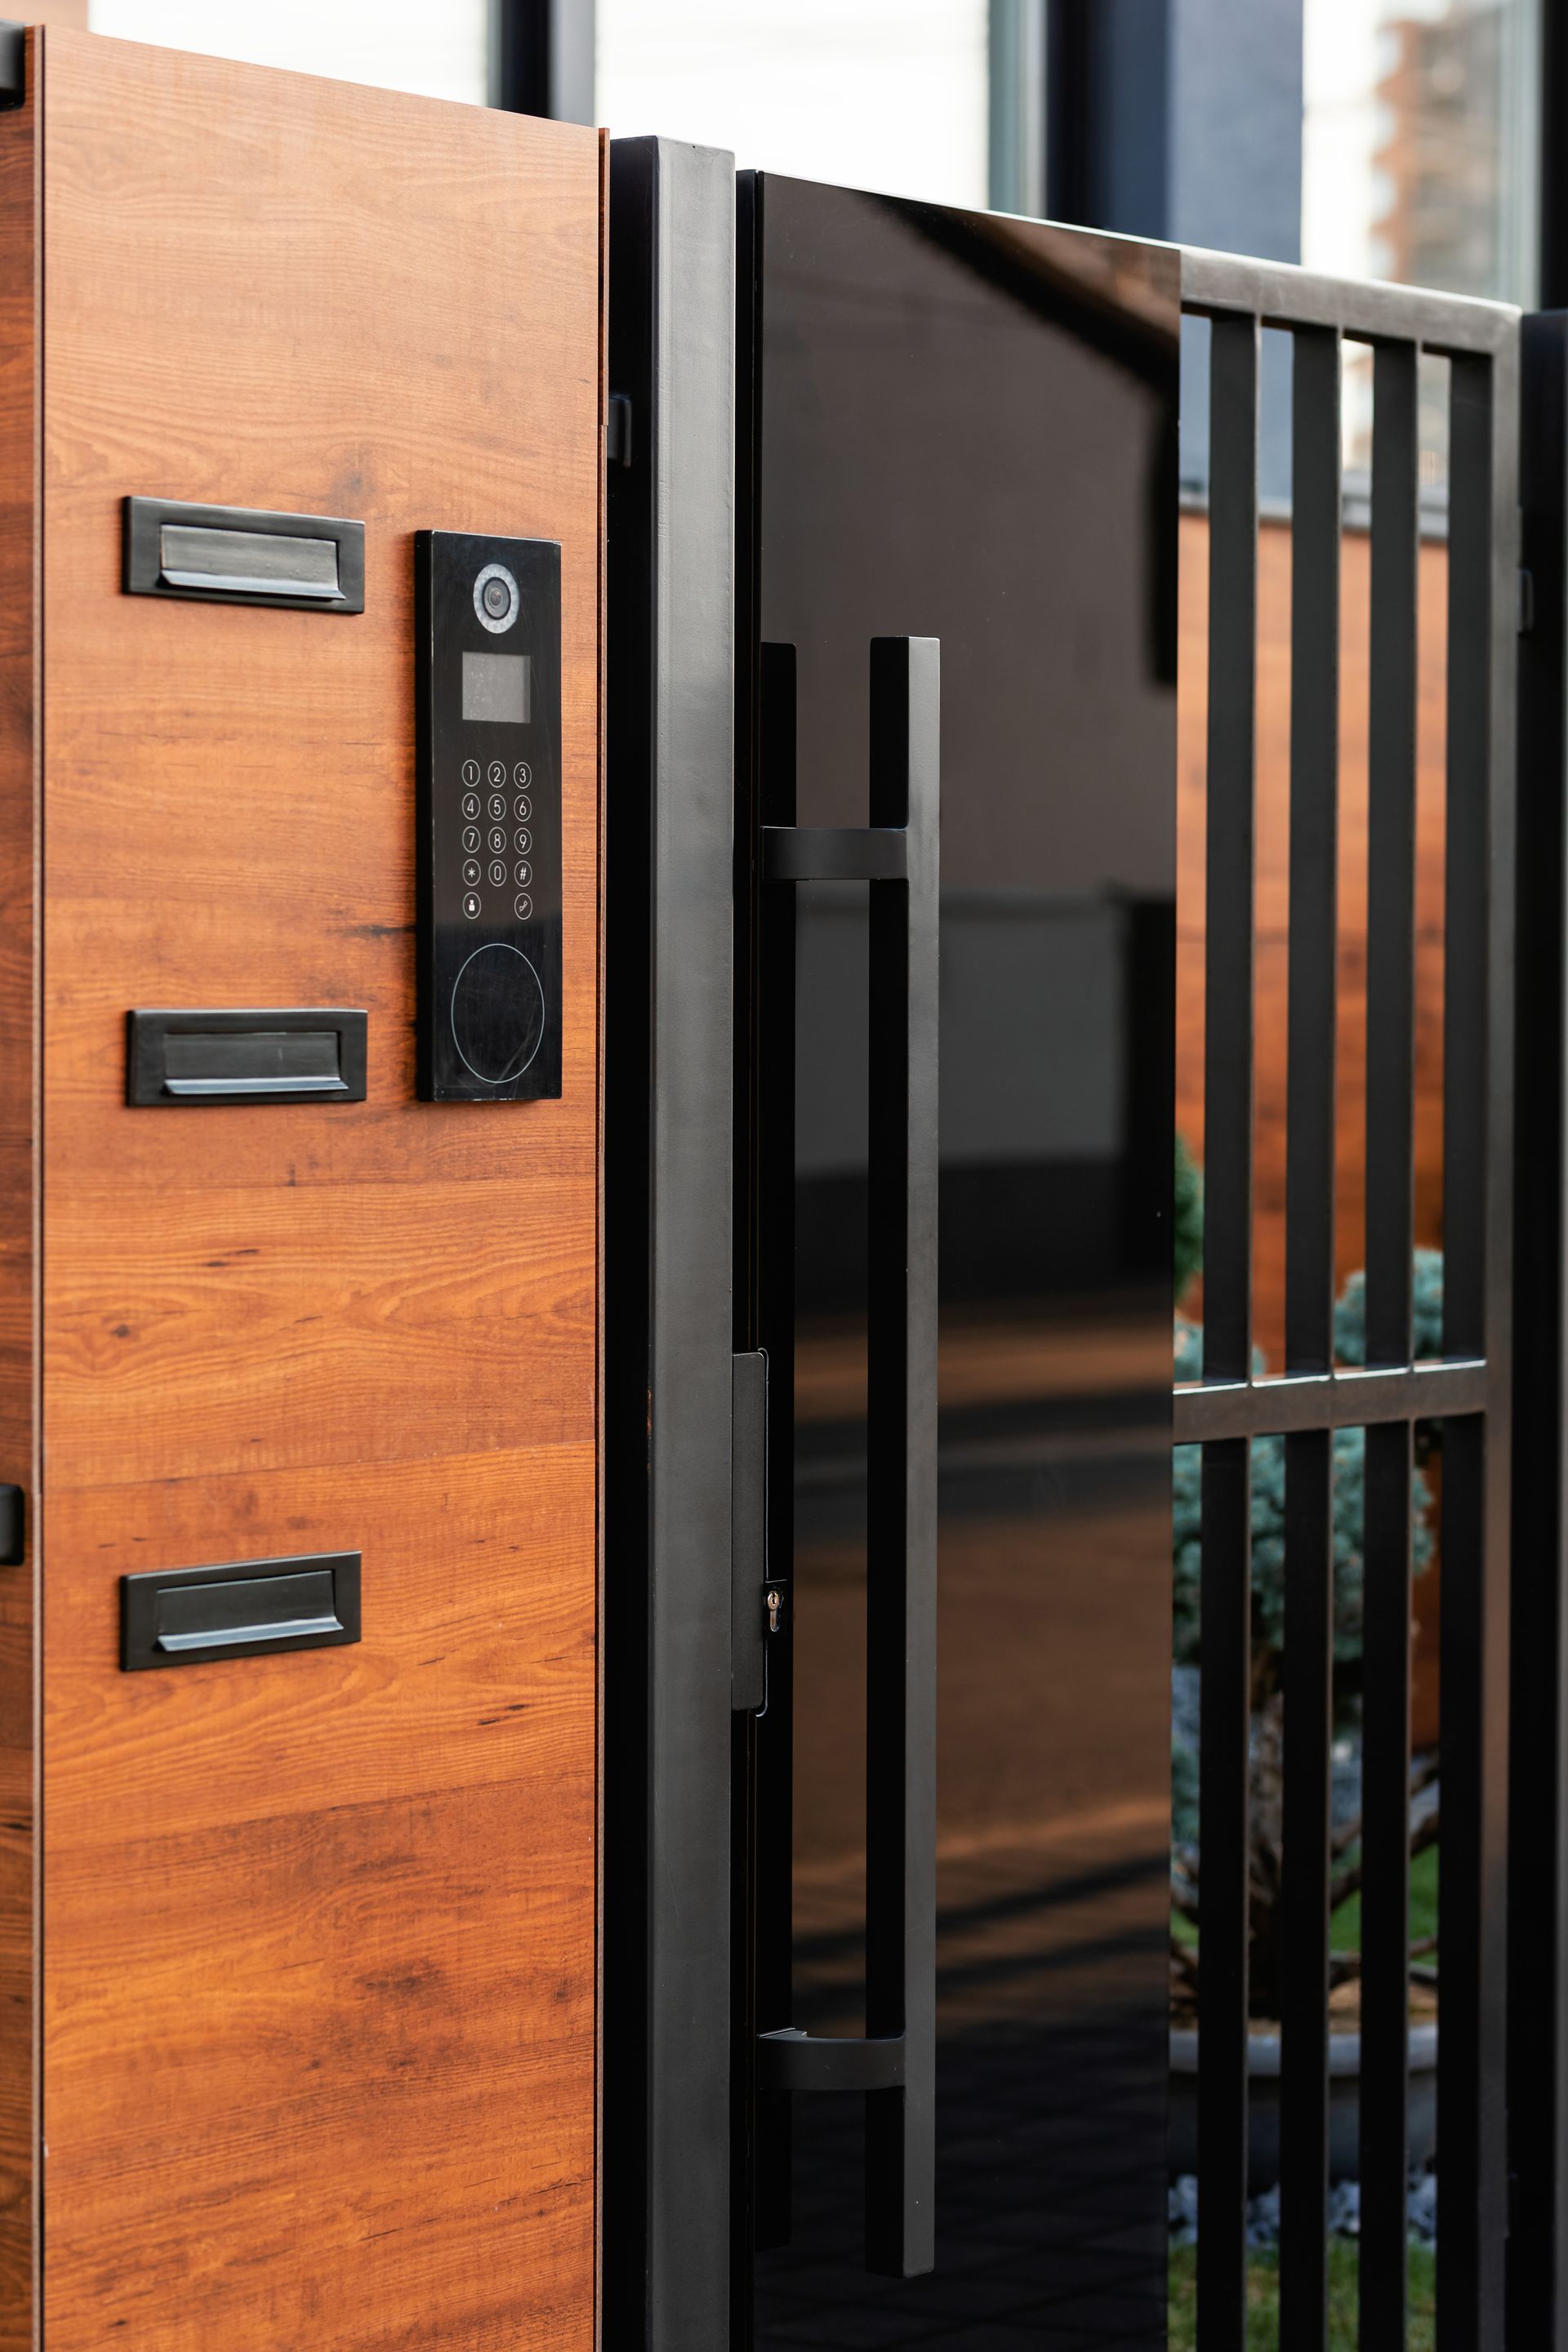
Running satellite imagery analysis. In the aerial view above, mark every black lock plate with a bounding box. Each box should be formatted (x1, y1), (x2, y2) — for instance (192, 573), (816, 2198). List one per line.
(415, 531), (563, 1101)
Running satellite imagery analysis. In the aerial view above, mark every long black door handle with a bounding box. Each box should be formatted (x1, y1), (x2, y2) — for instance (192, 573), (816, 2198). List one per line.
(760, 635), (939, 2279)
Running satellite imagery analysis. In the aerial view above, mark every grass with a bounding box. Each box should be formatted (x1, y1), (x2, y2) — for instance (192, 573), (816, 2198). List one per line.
(1329, 1839), (1438, 1957)
(1172, 1841), (1440, 1968)
(1168, 2242), (1437, 2349)
(1167, 1842), (1441, 2346)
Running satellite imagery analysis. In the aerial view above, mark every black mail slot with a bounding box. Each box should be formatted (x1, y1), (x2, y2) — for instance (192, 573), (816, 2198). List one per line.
(121, 1552), (361, 1671)
(127, 1008), (368, 1105)
(122, 497), (366, 612)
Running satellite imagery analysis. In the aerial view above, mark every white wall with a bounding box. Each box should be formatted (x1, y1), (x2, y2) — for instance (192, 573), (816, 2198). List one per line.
(88, 0), (489, 105)
(596, 0), (989, 207)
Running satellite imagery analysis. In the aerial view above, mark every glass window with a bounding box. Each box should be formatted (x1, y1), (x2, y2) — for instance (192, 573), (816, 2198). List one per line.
(595, 0), (990, 210)
(87, 0), (489, 108)
(1303, 0), (1539, 303)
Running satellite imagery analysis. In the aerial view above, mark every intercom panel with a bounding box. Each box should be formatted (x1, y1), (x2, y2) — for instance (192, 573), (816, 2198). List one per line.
(416, 529), (563, 1101)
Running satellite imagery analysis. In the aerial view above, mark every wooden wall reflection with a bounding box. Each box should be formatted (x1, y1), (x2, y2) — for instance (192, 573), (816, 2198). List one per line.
(1177, 509), (1449, 1741)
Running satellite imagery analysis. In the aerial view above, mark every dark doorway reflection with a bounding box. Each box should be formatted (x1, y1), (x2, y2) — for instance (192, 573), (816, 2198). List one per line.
(745, 178), (1178, 2347)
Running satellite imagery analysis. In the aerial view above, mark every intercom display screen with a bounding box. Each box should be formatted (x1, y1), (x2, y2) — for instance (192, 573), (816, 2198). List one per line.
(461, 650), (531, 725)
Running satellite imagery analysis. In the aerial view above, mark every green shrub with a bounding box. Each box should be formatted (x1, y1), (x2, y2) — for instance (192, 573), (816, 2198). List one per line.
(1334, 1246), (1444, 1363)
(1172, 1311), (1433, 1693)
(1174, 1134), (1203, 1306)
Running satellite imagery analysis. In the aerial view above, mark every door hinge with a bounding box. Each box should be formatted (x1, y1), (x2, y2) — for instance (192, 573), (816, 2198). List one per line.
(607, 392), (633, 469)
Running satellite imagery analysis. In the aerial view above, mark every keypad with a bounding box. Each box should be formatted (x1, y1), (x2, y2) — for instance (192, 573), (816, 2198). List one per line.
(451, 755), (547, 926)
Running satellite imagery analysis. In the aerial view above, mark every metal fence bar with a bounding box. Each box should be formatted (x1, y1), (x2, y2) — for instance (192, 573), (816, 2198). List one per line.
(1361, 1418), (1414, 2351)
(1280, 1426), (1334, 2350)
(1508, 304), (1565, 2352)
(1444, 354), (1491, 1361)
(1202, 313), (1258, 1383)
(1278, 323), (1341, 2352)
(1357, 334), (1420, 2352)
(1285, 325), (1342, 1378)
(1365, 338), (1419, 1372)
(1174, 1357), (1486, 1441)
(1198, 1436), (1252, 2351)
(1435, 349), (1507, 2352)
(1439, 1414), (1505, 2349)
(1182, 246), (1516, 355)
(1196, 307), (1258, 2352)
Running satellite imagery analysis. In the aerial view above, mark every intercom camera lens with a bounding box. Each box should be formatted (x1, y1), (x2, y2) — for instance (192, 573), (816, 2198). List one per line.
(473, 561), (519, 633)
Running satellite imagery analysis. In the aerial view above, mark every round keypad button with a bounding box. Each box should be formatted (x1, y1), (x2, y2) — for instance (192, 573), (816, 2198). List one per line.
(462, 825), (480, 853)
(462, 891), (482, 920)
(514, 860), (532, 888)
(514, 795), (532, 822)
(488, 792), (506, 820)
(514, 893), (532, 921)
(488, 826), (506, 854)
(462, 792), (480, 820)
(514, 827), (532, 855)
(462, 760), (480, 786)
(513, 762), (532, 787)
(489, 859), (507, 888)
(488, 761), (506, 787)
(462, 858), (482, 888)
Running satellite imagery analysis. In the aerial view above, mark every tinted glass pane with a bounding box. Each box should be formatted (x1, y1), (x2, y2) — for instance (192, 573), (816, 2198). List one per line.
(746, 177), (1178, 2347)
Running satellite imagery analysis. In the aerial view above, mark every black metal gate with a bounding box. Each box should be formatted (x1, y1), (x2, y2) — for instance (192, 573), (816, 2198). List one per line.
(604, 144), (1566, 2352)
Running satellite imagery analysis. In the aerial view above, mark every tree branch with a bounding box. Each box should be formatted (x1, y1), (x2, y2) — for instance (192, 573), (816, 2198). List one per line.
(1330, 1802), (1439, 1916)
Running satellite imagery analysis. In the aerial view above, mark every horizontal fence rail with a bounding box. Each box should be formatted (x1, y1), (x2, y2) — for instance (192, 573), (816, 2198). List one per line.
(1178, 249), (1517, 2352)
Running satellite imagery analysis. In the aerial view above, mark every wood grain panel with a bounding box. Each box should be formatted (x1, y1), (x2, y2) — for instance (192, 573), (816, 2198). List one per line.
(0, 47), (34, 2352)
(34, 30), (599, 2352)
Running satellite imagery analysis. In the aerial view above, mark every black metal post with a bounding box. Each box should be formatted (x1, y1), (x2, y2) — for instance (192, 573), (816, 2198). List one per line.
(604, 133), (737, 2352)
(489, 0), (595, 123)
(1511, 309), (1568, 2351)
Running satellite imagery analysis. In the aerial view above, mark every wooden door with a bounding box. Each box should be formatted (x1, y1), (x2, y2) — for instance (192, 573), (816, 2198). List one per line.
(0, 29), (601, 2350)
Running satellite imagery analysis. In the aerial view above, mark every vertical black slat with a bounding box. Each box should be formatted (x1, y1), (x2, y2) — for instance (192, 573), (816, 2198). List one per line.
(1202, 313), (1259, 1384)
(1197, 1437), (1251, 2350)
(1278, 325), (1341, 2352)
(1365, 340), (1419, 1370)
(1510, 311), (1560, 2352)
(1285, 325), (1342, 1375)
(1439, 1414), (1508, 2349)
(753, 640), (798, 2253)
(863, 636), (938, 2280)
(1360, 1417), (1414, 2352)
(1444, 353), (1492, 1363)
(1279, 1428), (1334, 2352)
(1437, 351), (1508, 2352)
(1359, 345), (1419, 2352)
